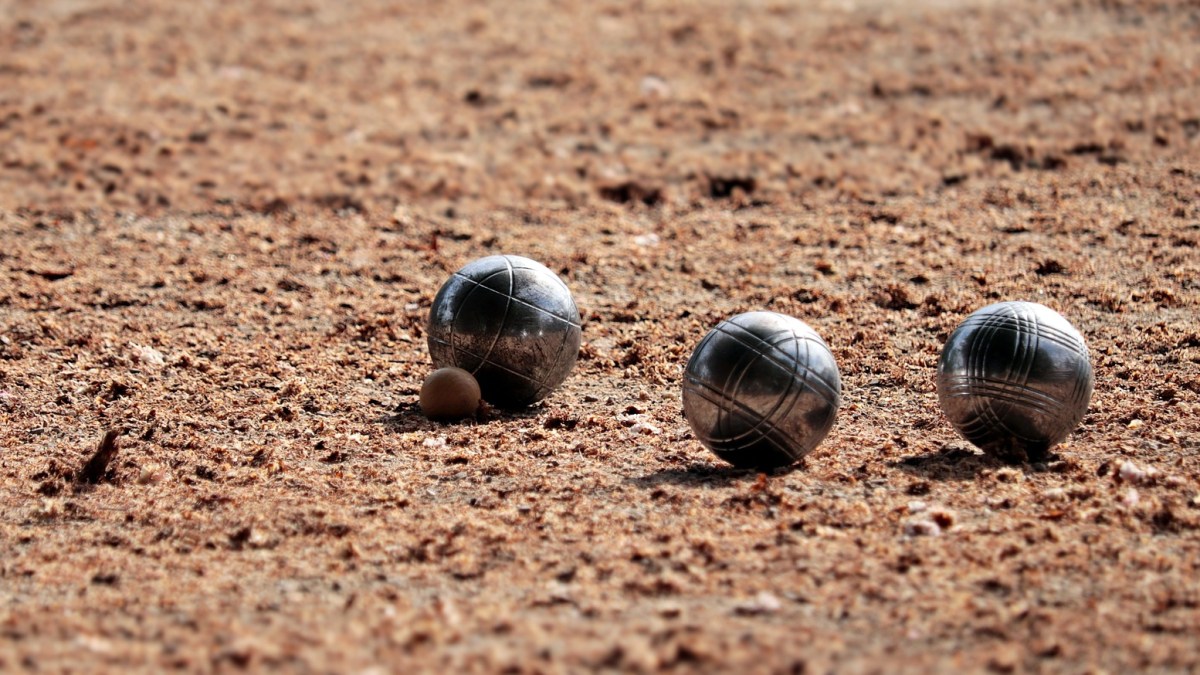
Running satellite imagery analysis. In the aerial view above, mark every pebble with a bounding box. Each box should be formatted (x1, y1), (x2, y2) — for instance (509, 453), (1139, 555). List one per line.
(130, 342), (165, 367)
(1117, 460), (1157, 485)
(904, 518), (942, 537)
(628, 421), (662, 436)
(735, 591), (782, 615)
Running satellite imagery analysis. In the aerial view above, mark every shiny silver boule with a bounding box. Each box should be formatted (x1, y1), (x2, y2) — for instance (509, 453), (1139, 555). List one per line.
(682, 311), (841, 469)
(427, 255), (581, 408)
(937, 301), (1093, 462)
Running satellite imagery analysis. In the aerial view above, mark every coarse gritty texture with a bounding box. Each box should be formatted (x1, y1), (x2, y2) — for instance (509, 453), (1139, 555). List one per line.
(1, 0), (1198, 672)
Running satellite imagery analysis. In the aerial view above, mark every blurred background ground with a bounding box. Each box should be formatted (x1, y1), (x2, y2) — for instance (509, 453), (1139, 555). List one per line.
(1, 0), (1198, 671)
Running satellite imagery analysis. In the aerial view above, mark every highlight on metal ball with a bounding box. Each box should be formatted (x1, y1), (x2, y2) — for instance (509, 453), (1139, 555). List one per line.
(427, 254), (582, 409)
(936, 300), (1094, 463)
(681, 311), (842, 470)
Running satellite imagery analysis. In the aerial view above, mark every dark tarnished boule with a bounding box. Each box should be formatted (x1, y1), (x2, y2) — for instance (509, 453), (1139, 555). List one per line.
(682, 311), (841, 469)
(427, 254), (581, 408)
(937, 301), (1094, 463)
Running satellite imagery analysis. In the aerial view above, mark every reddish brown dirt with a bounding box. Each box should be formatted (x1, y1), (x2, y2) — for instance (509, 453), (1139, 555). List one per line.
(2, 0), (1199, 672)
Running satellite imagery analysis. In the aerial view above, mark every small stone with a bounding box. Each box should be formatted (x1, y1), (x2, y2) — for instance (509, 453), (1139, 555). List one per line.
(137, 463), (166, 485)
(1040, 487), (1068, 502)
(735, 591), (782, 615)
(1117, 460), (1157, 485)
(993, 467), (1024, 483)
(632, 233), (660, 247)
(639, 75), (670, 98)
(628, 421), (662, 436)
(904, 518), (942, 537)
(75, 635), (113, 654)
(1118, 460), (1143, 482)
(36, 498), (64, 519)
(130, 342), (165, 367)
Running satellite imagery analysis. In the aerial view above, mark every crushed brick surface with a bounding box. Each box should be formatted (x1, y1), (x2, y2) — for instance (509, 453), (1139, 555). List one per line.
(1, 0), (1199, 671)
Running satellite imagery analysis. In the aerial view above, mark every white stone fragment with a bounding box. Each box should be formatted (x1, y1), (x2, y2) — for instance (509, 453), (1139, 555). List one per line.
(633, 233), (660, 247)
(904, 518), (942, 537)
(735, 591), (782, 615)
(1118, 460), (1158, 485)
(1041, 487), (1068, 502)
(639, 75), (670, 98)
(130, 342), (165, 367)
(628, 422), (662, 436)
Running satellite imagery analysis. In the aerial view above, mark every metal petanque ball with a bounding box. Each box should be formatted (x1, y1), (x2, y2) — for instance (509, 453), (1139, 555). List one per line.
(427, 254), (581, 409)
(937, 301), (1094, 463)
(682, 311), (842, 470)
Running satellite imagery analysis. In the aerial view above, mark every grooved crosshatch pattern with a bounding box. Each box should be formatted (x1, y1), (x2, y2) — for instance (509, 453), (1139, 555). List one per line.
(429, 255), (581, 407)
(683, 312), (840, 467)
(938, 301), (1094, 462)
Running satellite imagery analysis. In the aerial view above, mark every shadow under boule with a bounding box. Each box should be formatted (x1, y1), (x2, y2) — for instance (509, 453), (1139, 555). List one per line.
(378, 399), (547, 433)
(889, 442), (1013, 481)
(629, 459), (804, 490)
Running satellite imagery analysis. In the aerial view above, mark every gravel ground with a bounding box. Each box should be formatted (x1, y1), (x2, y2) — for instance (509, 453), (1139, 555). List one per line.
(1, 0), (1199, 672)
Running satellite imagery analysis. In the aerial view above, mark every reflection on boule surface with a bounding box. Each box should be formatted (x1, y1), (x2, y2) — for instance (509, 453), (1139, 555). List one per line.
(428, 255), (581, 409)
(682, 311), (841, 470)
